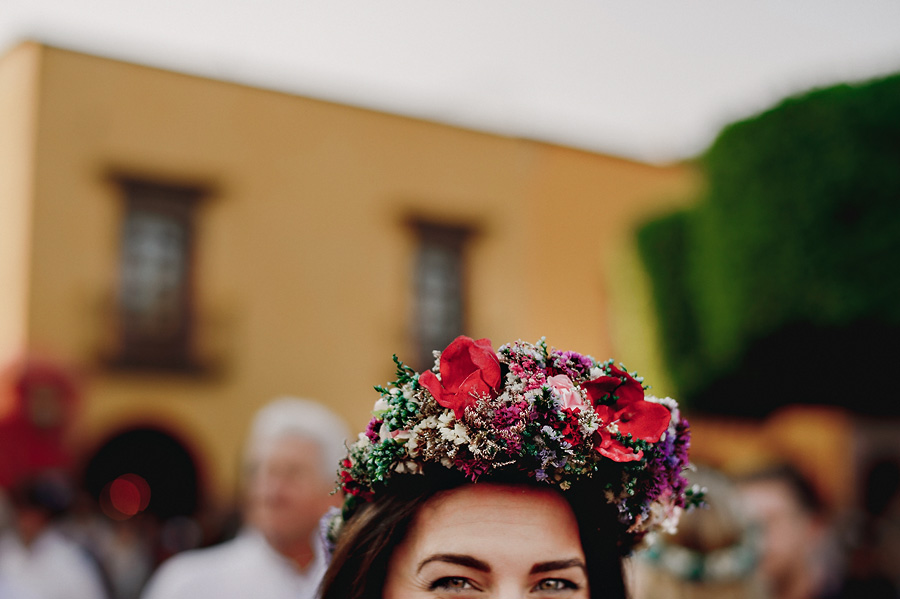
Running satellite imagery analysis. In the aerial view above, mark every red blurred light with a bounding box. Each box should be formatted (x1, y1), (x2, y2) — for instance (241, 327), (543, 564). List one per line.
(109, 477), (141, 516)
(101, 473), (151, 520)
(120, 473), (151, 511)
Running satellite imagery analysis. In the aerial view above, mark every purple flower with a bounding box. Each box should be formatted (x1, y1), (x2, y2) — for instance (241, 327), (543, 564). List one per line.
(493, 402), (524, 428)
(455, 458), (491, 481)
(550, 350), (594, 380)
(365, 418), (382, 443)
(497, 429), (522, 454)
(538, 448), (557, 463)
(640, 416), (692, 508)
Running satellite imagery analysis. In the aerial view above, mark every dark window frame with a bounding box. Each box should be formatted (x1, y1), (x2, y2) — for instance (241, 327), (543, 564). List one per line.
(109, 177), (205, 372)
(409, 218), (475, 371)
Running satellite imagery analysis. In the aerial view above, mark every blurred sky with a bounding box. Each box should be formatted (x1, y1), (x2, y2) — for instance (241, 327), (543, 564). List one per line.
(2, 0), (899, 163)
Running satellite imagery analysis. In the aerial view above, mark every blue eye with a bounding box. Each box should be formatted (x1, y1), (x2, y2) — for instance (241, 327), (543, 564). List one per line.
(430, 577), (477, 592)
(533, 578), (579, 592)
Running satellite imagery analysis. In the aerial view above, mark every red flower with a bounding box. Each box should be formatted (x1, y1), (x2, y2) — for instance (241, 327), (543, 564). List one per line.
(558, 408), (584, 446)
(583, 366), (670, 462)
(419, 336), (502, 419)
(593, 430), (642, 462)
(582, 365), (644, 406)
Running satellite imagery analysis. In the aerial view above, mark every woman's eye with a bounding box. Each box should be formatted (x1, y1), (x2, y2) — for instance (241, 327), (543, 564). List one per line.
(430, 577), (476, 592)
(533, 578), (578, 592)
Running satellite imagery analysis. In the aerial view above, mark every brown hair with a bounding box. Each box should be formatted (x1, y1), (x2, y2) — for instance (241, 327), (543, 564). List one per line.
(318, 468), (627, 599)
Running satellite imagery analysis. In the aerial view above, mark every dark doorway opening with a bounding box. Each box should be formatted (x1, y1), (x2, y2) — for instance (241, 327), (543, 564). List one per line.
(83, 427), (201, 519)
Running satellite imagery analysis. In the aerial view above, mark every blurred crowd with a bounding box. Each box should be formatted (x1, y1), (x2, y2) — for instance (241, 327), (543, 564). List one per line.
(629, 459), (900, 599)
(1, 397), (898, 599)
(0, 397), (348, 599)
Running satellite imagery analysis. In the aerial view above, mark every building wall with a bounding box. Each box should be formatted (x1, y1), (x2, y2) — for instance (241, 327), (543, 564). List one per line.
(0, 42), (40, 367)
(8, 42), (700, 509)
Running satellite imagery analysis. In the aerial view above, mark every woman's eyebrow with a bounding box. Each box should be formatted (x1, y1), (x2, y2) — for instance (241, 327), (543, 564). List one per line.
(529, 559), (587, 575)
(417, 554), (491, 573)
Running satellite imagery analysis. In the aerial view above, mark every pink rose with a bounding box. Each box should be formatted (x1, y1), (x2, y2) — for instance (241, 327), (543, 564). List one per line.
(547, 375), (586, 410)
(419, 336), (502, 419)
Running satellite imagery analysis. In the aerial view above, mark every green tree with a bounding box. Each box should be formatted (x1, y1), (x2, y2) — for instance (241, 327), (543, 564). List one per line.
(638, 73), (900, 417)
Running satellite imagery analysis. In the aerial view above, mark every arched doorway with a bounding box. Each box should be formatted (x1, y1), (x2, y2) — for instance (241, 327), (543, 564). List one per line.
(83, 427), (201, 520)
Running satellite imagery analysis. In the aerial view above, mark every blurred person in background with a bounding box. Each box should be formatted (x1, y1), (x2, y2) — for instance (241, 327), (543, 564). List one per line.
(0, 471), (108, 599)
(737, 463), (842, 599)
(140, 397), (349, 599)
(837, 456), (900, 599)
(0, 489), (38, 599)
(59, 489), (155, 599)
(0, 578), (39, 599)
(629, 465), (768, 599)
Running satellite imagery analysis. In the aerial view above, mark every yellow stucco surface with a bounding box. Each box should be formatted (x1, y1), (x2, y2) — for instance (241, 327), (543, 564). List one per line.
(2, 42), (700, 509)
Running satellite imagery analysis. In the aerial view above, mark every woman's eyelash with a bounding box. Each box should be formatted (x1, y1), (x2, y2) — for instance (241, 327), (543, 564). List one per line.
(426, 576), (580, 593)
(533, 578), (579, 592)
(429, 577), (477, 591)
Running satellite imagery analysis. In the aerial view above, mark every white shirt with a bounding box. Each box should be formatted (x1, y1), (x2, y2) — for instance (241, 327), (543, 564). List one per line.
(0, 529), (108, 599)
(0, 576), (40, 599)
(140, 529), (327, 599)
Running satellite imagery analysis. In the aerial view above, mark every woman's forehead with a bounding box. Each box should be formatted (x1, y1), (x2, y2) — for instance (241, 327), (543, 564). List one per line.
(427, 482), (568, 511)
(411, 483), (582, 548)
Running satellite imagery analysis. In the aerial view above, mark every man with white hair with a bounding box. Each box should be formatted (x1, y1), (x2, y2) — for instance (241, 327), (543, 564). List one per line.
(141, 397), (350, 599)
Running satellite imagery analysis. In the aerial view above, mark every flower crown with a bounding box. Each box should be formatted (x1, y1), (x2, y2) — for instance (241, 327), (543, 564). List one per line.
(334, 336), (702, 551)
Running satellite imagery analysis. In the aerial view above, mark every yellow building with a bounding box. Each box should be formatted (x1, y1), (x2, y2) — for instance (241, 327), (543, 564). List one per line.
(0, 41), (699, 520)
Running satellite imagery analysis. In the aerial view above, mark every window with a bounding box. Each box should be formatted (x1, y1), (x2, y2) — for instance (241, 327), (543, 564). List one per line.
(112, 178), (203, 370)
(410, 220), (474, 370)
